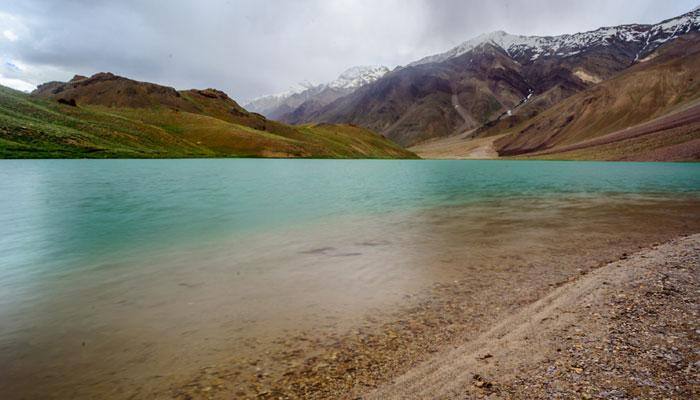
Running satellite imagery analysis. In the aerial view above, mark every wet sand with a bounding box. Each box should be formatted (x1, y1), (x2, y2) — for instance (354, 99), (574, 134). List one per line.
(1, 195), (699, 399)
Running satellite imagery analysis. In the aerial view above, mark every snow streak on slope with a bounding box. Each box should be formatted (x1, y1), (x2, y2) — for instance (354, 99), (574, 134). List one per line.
(410, 8), (700, 66)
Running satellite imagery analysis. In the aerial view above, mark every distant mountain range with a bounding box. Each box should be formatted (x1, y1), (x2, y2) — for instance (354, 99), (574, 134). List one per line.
(0, 73), (415, 159)
(256, 6), (700, 161)
(244, 65), (390, 120)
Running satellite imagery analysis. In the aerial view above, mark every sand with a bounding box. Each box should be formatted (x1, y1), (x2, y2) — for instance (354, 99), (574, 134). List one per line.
(367, 234), (699, 399)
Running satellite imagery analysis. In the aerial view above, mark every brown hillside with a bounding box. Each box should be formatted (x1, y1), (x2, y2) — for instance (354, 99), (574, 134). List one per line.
(34, 73), (204, 110)
(281, 9), (698, 148)
(297, 38), (651, 147)
(32, 73), (312, 141)
(495, 34), (700, 158)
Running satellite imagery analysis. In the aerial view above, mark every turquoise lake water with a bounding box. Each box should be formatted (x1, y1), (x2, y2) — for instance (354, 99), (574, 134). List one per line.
(1, 159), (699, 398)
(1, 159), (699, 283)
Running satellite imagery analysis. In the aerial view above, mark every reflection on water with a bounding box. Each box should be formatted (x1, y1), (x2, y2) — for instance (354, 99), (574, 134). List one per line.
(0, 159), (699, 398)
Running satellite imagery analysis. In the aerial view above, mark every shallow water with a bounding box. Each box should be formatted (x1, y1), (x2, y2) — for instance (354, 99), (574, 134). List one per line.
(0, 159), (699, 398)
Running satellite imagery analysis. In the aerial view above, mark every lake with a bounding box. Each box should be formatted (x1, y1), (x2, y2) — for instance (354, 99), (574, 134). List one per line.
(1, 159), (699, 398)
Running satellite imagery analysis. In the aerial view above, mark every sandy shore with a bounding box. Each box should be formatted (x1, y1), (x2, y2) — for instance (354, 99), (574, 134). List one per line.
(367, 234), (700, 399)
(169, 230), (699, 399)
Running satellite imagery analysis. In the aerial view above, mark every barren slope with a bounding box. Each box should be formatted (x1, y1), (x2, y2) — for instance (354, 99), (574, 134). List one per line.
(494, 34), (700, 160)
(409, 131), (503, 159)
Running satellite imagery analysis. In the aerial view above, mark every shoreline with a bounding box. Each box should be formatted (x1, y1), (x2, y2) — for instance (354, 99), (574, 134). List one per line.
(2, 194), (698, 399)
(169, 230), (700, 399)
(367, 233), (700, 399)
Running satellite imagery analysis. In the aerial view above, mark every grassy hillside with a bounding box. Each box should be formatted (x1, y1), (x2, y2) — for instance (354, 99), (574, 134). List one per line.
(0, 80), (416, 159)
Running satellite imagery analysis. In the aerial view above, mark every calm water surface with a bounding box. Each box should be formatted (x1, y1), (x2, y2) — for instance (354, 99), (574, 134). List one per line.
(0, 159), (699, 398)
(2, 159), (698, 277)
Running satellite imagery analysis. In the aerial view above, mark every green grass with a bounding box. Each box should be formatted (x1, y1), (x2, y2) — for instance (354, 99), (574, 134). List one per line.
(0, 85), (418, 159)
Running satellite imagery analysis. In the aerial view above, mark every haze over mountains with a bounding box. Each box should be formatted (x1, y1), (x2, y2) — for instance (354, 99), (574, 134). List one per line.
(251, 6), (700, 160)
(244, 66), (390, 120)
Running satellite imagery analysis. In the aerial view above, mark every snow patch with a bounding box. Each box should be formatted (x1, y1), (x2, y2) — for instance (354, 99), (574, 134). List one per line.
(248, 81), (314, 103)
(638, 52), (659, 63)
(328, 65), (389, 89)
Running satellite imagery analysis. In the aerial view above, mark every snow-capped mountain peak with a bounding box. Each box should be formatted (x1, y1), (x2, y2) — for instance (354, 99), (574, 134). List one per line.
(328, 65), (390, 89)
(249, 65), (388, 104)
(247, 80), (315, 104)
(409, 30), (540, 65)
(245, 65), (389, 117)
(410, 8), (700, 66)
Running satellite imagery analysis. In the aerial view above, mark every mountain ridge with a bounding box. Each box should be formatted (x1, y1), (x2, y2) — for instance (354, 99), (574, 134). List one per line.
(411, 33), (700, 161)
(244, 65), (389, 119)
(410, 7), (700, 66)
(286, 7), (700, 150)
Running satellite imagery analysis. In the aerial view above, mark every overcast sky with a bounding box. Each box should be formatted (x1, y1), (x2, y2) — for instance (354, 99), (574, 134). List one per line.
(0, 0), (697, 102)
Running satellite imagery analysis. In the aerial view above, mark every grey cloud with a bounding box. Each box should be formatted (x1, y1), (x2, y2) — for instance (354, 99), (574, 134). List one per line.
(0, 0), (696, 101)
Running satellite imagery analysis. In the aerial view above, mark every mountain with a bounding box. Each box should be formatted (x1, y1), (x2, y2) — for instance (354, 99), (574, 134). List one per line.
(292, 7), (700, 148)
(413, 33), (700, 161)
(0, 73), (416, 159)
(242, 82), (315, 119)
(409, 10), (699, 66)
(491, 33), (700, 161)
(244, 65), (389, 120)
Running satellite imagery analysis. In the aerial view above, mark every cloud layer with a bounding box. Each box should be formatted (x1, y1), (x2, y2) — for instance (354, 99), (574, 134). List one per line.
(0, 0), (696, 101)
